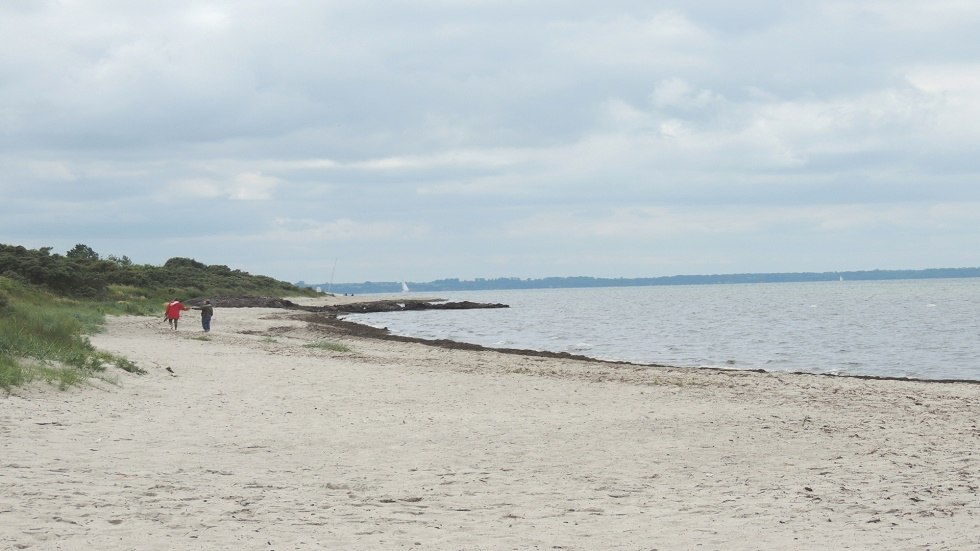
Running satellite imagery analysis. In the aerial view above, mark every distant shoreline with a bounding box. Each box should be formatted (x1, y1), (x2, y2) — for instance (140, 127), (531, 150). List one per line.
(303, 267), (980, 295)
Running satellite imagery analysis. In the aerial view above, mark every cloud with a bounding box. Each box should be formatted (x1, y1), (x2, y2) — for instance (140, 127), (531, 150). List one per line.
(270, 217), (420, 242)
(229, 172), (279, 201)
(505, 201), (980, 244)
(23, 160), (76, 182)
(2, 1), (980, 281)
(163, 172), (279, 202)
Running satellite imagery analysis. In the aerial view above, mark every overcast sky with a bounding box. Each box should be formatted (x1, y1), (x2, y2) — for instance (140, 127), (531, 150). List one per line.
(2, 1), (979, 284)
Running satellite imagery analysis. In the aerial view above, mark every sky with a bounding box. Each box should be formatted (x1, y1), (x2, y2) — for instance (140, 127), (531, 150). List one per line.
(2, 1), (980, 284)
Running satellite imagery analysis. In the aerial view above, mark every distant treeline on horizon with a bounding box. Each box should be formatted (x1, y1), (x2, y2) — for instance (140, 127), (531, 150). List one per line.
(299, 267), (980, 295)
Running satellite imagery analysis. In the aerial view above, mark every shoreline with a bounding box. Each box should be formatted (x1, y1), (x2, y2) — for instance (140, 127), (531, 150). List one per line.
(309, 313), (980, 386)
(286, 299), (980, 386)
(3, 299), (980, 549)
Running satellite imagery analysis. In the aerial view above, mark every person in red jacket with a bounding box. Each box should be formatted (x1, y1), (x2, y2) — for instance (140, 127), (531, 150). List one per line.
(164, 299), (190, 331)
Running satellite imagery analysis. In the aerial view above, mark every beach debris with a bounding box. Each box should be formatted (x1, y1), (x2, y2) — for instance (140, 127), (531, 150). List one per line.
(202, 295), (508, 313)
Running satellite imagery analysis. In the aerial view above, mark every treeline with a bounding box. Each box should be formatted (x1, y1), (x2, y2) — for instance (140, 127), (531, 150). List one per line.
(307, 267), (980, 295)
(0, 243), (315, 300)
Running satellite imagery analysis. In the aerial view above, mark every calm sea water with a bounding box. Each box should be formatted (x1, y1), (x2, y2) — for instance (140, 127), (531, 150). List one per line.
(346, 279), (980, 381)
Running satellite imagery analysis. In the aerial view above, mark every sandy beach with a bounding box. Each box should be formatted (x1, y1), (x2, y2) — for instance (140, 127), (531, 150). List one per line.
(3, 297), (980, 550)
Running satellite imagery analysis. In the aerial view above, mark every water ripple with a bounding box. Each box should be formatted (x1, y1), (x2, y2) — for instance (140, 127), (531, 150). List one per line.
(349, 279), (980, 380)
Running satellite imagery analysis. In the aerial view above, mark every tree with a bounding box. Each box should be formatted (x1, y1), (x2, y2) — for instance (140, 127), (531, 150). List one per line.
(164, 257), (207, 270)
(66, 244), (100, 262)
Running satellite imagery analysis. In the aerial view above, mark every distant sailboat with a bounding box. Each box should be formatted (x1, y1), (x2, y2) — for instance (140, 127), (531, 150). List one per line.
(401, 281), (410, 293)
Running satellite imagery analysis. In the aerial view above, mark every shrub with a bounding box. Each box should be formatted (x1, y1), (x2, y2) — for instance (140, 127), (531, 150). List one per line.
(303, 341), (352, 353)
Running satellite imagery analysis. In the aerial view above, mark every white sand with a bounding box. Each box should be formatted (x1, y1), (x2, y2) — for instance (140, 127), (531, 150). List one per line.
(3, 299), (980, 550)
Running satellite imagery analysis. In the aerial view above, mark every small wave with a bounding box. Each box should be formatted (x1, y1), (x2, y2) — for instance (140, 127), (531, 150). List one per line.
(568, 342), (594, 351)
(347, 280), (980, 380)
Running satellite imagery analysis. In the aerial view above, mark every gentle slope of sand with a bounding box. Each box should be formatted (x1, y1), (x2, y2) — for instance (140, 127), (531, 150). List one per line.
(2, 300), (980, 550)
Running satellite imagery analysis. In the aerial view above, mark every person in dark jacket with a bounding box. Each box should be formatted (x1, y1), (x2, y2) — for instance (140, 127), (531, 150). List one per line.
(192, 299), (214, 332)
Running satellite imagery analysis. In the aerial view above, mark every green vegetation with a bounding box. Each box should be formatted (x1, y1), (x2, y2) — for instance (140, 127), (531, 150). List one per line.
(0, 276), (142, 390)
(1, 243), (317, 302)
(0, 243), (320, 391)
(302, 340), (352, 353)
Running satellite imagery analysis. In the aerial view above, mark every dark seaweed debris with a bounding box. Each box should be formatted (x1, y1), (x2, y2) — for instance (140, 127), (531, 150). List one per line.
(186, 296), (508, 314)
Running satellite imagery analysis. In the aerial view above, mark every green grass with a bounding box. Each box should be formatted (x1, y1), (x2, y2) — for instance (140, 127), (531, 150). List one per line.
(1, 243), (327, 392)
(0, 354), (26, 388)
(302, 340), (352, 353)
(0, 277), (144, 391)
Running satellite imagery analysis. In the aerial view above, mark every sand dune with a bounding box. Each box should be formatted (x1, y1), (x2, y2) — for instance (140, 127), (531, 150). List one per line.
(3, 300), (980, 550)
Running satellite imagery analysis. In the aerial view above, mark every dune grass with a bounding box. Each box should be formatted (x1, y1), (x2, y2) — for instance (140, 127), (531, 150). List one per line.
(302, 340), (352, 353)
(1, 244), (325, 392)
(0, 277), (143, 391)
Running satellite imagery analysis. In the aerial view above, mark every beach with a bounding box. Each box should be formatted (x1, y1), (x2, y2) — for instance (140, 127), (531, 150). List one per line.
(3, 297), (980, 550)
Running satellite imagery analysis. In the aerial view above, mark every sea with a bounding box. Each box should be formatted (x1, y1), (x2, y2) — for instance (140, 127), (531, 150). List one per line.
(344, 278), (980, 381)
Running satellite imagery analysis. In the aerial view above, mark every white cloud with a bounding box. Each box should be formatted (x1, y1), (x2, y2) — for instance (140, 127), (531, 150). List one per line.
(229, 171), (279, 201)
(906, 64), (980, 96)
(506, 202), (978, 241)
(24, 160), (76, 182)
(168, 179), (224, 199)
(650, 78), (724, 110)
(824, 0), (980, 30)
(2, 1), (980, 281)
(270, 217), (423, 242)
(183, 6), (232, 31)
(162, 172), (279, 202)
(349, 149), (526, 172)
(552, 11), (711, 69)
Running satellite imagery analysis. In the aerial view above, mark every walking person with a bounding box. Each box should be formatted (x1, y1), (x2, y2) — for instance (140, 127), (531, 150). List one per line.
(164, 298), (190, 331)
(193, 299), (214, 332)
